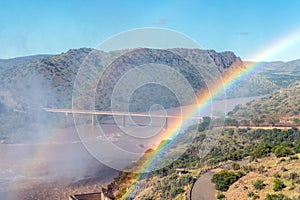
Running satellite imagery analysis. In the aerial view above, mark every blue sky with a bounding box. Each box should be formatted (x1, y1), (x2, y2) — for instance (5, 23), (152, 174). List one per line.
(1, 0), (300, 61)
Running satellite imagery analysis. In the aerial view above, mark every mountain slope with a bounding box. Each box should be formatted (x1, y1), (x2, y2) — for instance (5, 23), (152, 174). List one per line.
(225, 154), (300, 200)
(257, 59), (300, 87)
(229, 81), (300, 125)
(0, 54), (51, 73)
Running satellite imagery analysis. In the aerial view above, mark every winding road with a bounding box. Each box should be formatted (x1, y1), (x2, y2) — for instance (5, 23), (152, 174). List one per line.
(191, 170), (217, 200)
(191, 159), (249, 200)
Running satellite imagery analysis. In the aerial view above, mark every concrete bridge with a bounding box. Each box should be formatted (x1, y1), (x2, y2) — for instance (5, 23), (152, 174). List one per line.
(42, 108), (203, 130)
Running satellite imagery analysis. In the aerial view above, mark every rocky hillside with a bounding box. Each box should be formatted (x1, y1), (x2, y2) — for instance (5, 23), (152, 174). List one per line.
(224, 154), (300, 200)
(0, 54), (50, 73)
(229, 81), (300, 125)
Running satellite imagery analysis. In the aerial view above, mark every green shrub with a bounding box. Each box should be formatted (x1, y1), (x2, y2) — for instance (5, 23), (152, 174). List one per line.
(236, 170), (246, 178)
(273, 178), (286, 191)
(170, 187), (184, 198)
(273, 173), (281, 178)
(248, 191), (255, 197)
(253, 194), (260, 200)
(289, 155), (299, 160)
(253, 179), (265, 190)
(289, 172), (299, 180)
(274, 145), (295, 157)
(258, 165), (265, 174)
(211, 170), (239, 192)
(250, 143), (272, 160)
(265, 193), (291, 200)
(217, 193), (226, 199)
(232, 162), (240, 170)
(294, 140), (300, 153)
(225, 118), (239, 127)
(198, 116), (211, 132)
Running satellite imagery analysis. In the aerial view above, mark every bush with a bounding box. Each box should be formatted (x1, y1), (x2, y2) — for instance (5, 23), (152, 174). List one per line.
(232, 162), (240, 170)
(248, 191), (255, 197)
(258, 165), (265, 174)
(294, 140), (300, 153)
(265, 193), (291, 200)
(236, 170), (246, 178)
(289, 155), (299, 160)
(211, 170), (239, 191)
(273, 173), (281, 178)
(198, 116), (211, 132)
(217, 193), (226, 199)
(289, 172), (299, 180)
(253, 179), (265, 190)
(170, 187), (184, 198)
(273, 178), (286, 191)
(250, 143), (272, 160)
(274, 145), (295, 157)
(225, 118), (239, 127)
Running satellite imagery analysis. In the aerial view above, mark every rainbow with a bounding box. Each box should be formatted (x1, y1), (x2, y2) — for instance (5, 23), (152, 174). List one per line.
(123, 27), (300, 198)
(9, 27), (300, 199)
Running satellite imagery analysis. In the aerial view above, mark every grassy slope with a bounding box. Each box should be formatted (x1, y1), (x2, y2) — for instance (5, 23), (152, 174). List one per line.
(225, 154), (300, 200)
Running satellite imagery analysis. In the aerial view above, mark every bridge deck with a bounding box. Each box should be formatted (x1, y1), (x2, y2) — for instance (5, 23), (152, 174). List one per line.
(42, 108), (202, 119)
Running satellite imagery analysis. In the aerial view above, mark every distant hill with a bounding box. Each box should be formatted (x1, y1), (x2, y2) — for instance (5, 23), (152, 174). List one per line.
(229, 81), (300, 125)
(255, 59), (300, 87)
(0, 54), (51, 72)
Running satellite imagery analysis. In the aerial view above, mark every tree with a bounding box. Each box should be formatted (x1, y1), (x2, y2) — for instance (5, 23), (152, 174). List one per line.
(250, 143), (272, 160)
(225, 118), (239, 127)
(240, 119), (250, 126)
(198, 116), (211, 132)
(211, 170), (239, 191)
(253, 118), (264, 126)
(273, 145), (294, 158)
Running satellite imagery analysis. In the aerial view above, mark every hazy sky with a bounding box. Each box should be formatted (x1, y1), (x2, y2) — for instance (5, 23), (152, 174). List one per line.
(1, 0), (300, 61)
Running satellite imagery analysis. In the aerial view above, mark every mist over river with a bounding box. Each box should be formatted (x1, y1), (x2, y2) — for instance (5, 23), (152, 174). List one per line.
(0, 96), (263, 199)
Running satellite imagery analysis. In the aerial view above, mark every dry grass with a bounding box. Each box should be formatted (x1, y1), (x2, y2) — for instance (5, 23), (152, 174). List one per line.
(225, 153), (300, 199)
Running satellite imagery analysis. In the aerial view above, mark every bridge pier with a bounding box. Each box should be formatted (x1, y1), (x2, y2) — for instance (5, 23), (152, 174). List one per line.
(164, 117), (168, 130)
(122, 115), (126, 127)
(91, 114), (95, 128)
